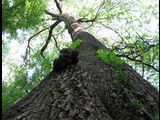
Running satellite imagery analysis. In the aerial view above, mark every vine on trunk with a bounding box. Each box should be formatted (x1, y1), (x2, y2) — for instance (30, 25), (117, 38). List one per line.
(97, 49), (146, 110)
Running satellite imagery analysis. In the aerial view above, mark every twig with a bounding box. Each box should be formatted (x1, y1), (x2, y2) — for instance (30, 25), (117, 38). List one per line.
(45, 9), (59, 18)
(101, 23), (125, 42)
(52, 35), (60, 52)
(133, 43), (159, 59)
(117, 54), (159, 72)
(24, 27), (49, 60)
(54, 0), (62, 14)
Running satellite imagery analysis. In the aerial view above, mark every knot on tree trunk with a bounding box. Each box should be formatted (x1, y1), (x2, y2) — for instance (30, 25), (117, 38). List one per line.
(53, 48), (79, 73)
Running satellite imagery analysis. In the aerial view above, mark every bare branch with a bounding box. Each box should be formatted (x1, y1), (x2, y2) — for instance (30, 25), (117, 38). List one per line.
(52, 35), (60, 52)
(78, 18), (96, 23)
(54, 0), (63, 14)
(24, 27), (49, 60)
(101, 23), (125, 42)
(45, 9), (59, 18)
(117, 54), (159, 72)
(40, 20), (62, 58)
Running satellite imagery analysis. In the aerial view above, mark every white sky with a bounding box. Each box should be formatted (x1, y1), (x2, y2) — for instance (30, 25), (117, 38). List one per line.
(2, 36), (24, 82)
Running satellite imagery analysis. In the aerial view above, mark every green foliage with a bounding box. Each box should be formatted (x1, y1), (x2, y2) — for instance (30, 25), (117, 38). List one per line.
(2, 67), (27, 111)
(153, 114), (159, 120)
(71, 39), (83, 49)
(130, 101), (144, 109)
(129, 87), (138, 94)
(97, 49), (143, 108)
(97, 49), (125, 69)
(2, 39), (10, 61)
(97, 49), (110, 63)
(113, 60), (125, 67)
(109, 50), (117, 61)
(116, 80), (123, 87)
(28, 50), (54, 80)
(2, 0), (47, 37)
(97, 49), (127, 88)
(117, 73), (127, 81)
(137, 43), (143, 52)
(2, 47), (56, 111)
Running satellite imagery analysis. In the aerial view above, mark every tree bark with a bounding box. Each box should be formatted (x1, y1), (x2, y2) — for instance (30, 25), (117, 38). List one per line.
(2, 16), (159, 120)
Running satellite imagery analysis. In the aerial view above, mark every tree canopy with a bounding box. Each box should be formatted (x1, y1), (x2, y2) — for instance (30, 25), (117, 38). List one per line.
(2, 0), (159, 112)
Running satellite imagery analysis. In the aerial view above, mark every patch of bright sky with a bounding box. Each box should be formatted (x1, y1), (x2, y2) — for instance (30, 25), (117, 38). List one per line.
(2, 33), (27, 82)
(2, 64), (10, 82)
(3, 30), (27, 65)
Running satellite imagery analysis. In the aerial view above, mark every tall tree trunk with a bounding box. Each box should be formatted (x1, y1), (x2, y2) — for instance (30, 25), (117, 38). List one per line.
(3, 17), (159, 120)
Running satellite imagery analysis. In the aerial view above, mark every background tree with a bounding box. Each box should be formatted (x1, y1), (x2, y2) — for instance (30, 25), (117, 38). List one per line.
(2, 0), (159, 119)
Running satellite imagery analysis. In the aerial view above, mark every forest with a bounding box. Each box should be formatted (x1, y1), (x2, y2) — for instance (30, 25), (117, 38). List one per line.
(2, 0), (159, 120)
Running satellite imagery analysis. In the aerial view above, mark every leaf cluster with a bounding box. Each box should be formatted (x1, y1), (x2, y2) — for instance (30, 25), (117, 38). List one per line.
(71, 39), (83, 49)
(2, 0), (47, 37)
(97, 49), (125, 69)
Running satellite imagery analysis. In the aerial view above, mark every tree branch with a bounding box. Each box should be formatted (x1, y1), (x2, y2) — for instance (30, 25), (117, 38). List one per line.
(77, 1), (105, 23)
(45, 9), (59, 18)
(117, 54), (159, 72)
(40, 20), (61, 58)
(54, 0), (62, 14)
(101, 23), (125, 42)
(52, 35), (60, 52)
(133, 43), (159, 59)
(24, 27), (49, 60)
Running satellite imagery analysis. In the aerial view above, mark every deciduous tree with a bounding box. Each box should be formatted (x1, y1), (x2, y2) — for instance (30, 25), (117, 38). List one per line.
(2, 0), (159, 119)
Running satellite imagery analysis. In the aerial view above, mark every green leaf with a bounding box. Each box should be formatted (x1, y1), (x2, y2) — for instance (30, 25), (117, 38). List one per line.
(153, 113), (159, 120)
(117, 73), (127, 81)
(109, 51), (116, 61)
(129, 87), (138, 93)
(142, 52), (148, 57)
(97, 49), (110, 56)
(96, 49), (102, 54)
(97, 49), (110, 63)
(138, 43), (143, 52)
(114, 60), (125, 66)
(71, 39), (83, 49)
(103, 50), (110, 55)
(131, 101), (144, 109)
(116, 80), (122, 87)
(101, 56), (110, 63)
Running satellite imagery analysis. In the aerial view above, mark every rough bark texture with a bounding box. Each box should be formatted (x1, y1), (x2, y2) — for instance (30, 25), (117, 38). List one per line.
(2, 16), (159, 120)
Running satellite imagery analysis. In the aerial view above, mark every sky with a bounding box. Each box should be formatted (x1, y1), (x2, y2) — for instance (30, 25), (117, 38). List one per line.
(2, 33), (26, 82)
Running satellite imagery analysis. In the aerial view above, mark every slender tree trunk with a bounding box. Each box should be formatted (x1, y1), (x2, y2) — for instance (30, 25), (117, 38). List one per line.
(2, 16), (159, 120)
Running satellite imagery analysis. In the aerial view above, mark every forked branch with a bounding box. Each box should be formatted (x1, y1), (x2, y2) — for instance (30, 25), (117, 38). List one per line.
(54, 0), (63, 14)
(24, 27), (49, 60)
(40, 20), (62, 58)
